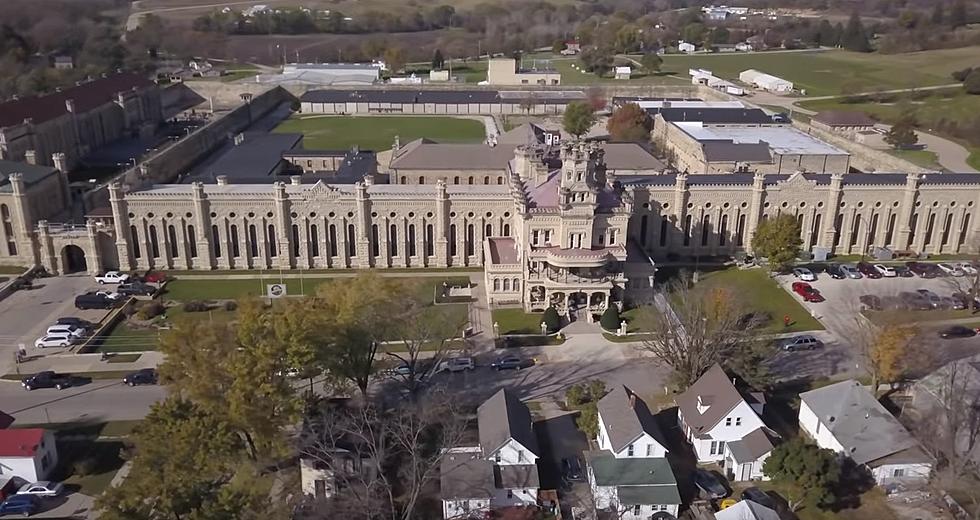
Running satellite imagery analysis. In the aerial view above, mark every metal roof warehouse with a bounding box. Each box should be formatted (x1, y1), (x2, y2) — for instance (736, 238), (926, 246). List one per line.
(299, 89), (587, 115)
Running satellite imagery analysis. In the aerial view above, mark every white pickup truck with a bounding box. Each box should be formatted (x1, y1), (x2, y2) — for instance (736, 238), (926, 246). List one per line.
(94, 271), (130, 284)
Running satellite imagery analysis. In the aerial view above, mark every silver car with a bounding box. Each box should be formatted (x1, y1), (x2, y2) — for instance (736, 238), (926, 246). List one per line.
(779, 335), (823, 352)
(841, 264), (863, 279)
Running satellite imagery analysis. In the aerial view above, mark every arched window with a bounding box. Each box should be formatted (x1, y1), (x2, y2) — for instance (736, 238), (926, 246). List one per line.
(868, 214), (880, 245)
(311, 224), (320, 257)
(958, 214), (972, 246)
(503, 224), (510, 236)
(130, 225), (141, 258)
(701, 214), (710, 246)
(0, 204), (13, 256)
(466, 224), (475, 256)
(400, 176), (407, 184)
(736, 215), (747, 246)
(719, 215), (729, 247)
(426, 224), (434, 256)
(292, 224), (300, 257)
(149, 225), (160, 258)
(168, 225), (179, 258)
(408, 224), (417, 257)
(329, 224), (338, 256)
(389, 224), (398, 257)
(884, 214), (897, 245)
(485, 223), (492, 237)
(211, 225), (221, 258)
(493, 278), (500, 291)
(347, 224), (357, 256)
(924, 213), (937, 245)
(484, 176), (490, 185)
(907, 214), (918, 247)
(503, 278), (511, 291)
(468, 176), (474, 185)
(941, 213), (954, 246)
(659, 219), (668, 247)
(248, 225), (258, 257)
(512, 278), (520, 292)
(453, 176), (460, 185)
(449, 224), (457, 256)
(187, 225), (197, 258)
(419, 177), (425, 185)
(497, 177), (503, 185)
(371, 224), (380, 256)
(268, 224), (277, 257)
(230, 225), (240, 257)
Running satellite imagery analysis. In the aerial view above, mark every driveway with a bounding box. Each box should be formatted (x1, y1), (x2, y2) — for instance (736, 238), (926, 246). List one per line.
(28, 492), (96, 519)
(0, 274), (112, 374)
(534, 408), (591, 518)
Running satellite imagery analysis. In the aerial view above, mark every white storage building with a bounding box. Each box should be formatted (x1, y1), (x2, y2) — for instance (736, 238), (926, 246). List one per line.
(739, 69), (793, 92)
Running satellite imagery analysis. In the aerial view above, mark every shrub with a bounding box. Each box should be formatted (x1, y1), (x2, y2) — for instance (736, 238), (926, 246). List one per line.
(565, 385), (587, 407)
(182, 300), (209, 312)
(541, 306), (561, 333)
(952, 66), (974, 82)
(965, 69), (980, 95)
(223, 300), (238, 311)
(73, 457), (97, 477)
(600, 306), (621, 331)
(137, 301), (165, 320)
(576, 402), (599, 439)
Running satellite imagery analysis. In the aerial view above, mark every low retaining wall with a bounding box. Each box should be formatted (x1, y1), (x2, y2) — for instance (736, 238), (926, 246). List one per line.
(793, 120), (929, 174)
(75, 298), (137, 354)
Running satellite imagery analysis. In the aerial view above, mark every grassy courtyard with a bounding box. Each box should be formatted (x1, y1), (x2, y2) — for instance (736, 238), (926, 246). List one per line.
(273, 115), (485, 151)
(688, 268), (824, 333)
(657, 47), (979, 96)
(492, 308), (545, 335)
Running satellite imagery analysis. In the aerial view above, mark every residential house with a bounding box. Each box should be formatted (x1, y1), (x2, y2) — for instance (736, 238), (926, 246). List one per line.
(714, 499), (780, 520)
(53, 56), (74, 70)
(723, 427), (775, 481)
(299, 449), (376, 500)
(910, 355), (980, 467)
(440, 389), (541, 519)
(799, 380), (933, 485)
(0, 429), (58, 482)
(587, 386), (681, 519)
(675, 365), (770, 468)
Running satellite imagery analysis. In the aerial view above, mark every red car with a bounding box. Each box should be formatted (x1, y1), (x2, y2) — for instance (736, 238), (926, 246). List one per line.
(142, 270), (167, 283)
(792, 282), (825, 302)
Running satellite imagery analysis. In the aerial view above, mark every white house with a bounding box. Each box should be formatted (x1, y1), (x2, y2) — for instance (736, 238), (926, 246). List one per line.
(678, 41), (697, 53)
(714, 499), (780, 520)
(738, 69), (793, 92)
(723, 427), (774, 481)
(0, 428), (58, 482)
(614, 67), (632, 80)
(441, 389), (540, 519)
(799, 380), (933, 485)
(587, 386), (680, 519)
(675, 365), (771, 467)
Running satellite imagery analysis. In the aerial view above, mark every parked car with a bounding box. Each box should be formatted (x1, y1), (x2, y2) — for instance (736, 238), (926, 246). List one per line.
(94, 271), (129, 284)
(873, 264), (897, 277)
(444, 357), (475, 372)
(892, 265), (914, 278)
(21, 371), (73, 391)
(94, 290), (122, 301)
(791, 282), (824, 302)
(779, 335), (823, 352)
(939, 296), (966, 310)
(55, 317), (93, 329)
(142, 270), (167, 283)
(939, 325), (977, 339)
(693, 469), (728, 499)
(859, 295), (882, 311)
(74, 292), (114, 310)
(16, 481), (63, 497)
(899, 291), (933, 310)
(937, 263), (965, 277)
(45, 324), (86, 338)
(0, 494), (39, 516)
(881, 295), (909, 311)
(123, 368), (158, 386)
(117, 282), (157, 296)
(841, 264), (863, 279)
(825, 263), (846, 279)
(916, 289), (943, 308)
(906, 262), (937, 278)
(562, 456), (584, 482)
(741, 487), (776, 510)
(952, 292), (980, 309)
(791, 267), (816, 281)
(34, 335), (75, 349)
(491, 354), (523, 371)
(956, 262), (978, 276)
(856, 262), (882, 279)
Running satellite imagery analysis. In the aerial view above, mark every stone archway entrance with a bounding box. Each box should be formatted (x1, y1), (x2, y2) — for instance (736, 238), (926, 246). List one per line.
(61, 245), (87, 273)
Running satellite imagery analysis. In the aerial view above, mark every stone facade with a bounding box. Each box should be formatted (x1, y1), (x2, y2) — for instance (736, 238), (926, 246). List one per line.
(487, 58), (561, 86)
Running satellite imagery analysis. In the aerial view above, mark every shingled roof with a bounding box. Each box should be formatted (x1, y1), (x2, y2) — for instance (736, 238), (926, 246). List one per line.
(0, 73), (153, 127)
(676, 364), (752, 436)
(478, 389), (538, 458)
(597, 386), (668, 453)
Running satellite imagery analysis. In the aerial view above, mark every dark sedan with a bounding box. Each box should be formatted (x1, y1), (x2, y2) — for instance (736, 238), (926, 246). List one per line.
(491, 355), (524, 371)
(123, 368), (158, 386)
(741, 487), (776, 510)
(907, 261), (938, 278)
(856, 262), (882, 279)
(117, 282), (157, 296)
(939, 326), (978, 339)
(893, 265), (914, 278)
(825, 263), (846, 279)
(693, 469), (728, 499)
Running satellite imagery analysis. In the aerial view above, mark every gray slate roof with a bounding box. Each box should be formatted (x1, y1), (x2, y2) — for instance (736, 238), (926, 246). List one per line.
(0, 160), (59, 193)
(800, 380), (927, 466)
(478, 389), (538, 458)
(725, 427), (775, 463)
(714, 500), (780, 520)
(597, 386), (667, 453)
(601, 143), (665, 171)
(495, 464), (540, 489)
(675, 364), (748, 436)
(440, 451), (495, 500)
(390, 139), (516, 170)
(617, 484), (682, 506)
(586, 451), (680, 505)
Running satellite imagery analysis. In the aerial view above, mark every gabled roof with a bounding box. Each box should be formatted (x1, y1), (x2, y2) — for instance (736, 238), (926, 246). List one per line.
(478, 389), (538, 458)
(714, 500), (780, 520)
(800, 380), (925, 465)
(675, 364), (752, 435)
(586, 451), (678, 487)
(0, 428), (46, 457)
(440, 450), (495, 500)
(495, 464), (540, 489)
(0, 73), (153, 127)
(726, 427), (775, 463)
(497, 123), (548, 145)
(390, 140), (516, 170)
(597, 386), (667, 454)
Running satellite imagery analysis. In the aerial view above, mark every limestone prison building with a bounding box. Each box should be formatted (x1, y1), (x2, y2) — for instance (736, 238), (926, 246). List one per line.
(1, 133), (980, 314)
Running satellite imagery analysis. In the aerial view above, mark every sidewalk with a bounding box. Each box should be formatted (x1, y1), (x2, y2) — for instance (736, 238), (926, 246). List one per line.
(8, 351), (163, 376)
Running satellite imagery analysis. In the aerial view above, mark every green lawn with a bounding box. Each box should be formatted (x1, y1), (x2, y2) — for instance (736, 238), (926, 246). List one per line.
(798, 88), (978, 125)
(863, 308), (977, 326)
(550, 58), (685, 85)
(887, 149), (941, 169)
(658, 47), (979, 96)
(694, 268), (824, 332)
(273, 115), (485, 151)
(96, 321), (161, 353)
(493, 308), (545, 335)
(163, 276), (470, 302)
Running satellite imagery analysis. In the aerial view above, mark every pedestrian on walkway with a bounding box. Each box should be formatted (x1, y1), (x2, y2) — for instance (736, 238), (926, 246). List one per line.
(783, 315), (791, 328)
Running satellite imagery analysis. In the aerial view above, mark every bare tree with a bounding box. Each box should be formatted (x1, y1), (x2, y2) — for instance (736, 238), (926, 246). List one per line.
(909, 359), (980, 476)
(636, 274), (767, 389)
(385, 298), (469, 395)
(300, 389), (471, 520)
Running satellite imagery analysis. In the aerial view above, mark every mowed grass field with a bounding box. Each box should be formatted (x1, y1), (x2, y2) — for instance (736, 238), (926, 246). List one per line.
(273, 115), (485, 151)
(656, 47), (979, 96)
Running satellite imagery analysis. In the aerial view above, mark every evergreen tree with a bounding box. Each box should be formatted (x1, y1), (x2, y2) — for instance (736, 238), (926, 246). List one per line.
(884, 117), (919, 149)
(841, 12), (871, 52)
(965, 69), (980, 94)
(600, 306), (621, 331)
(931, 2), (944, 25)
(816, 19), (838, 46)
(949, 0), (968, 28)
(431, 49), (444, 70)
(542, 306), (561, 333)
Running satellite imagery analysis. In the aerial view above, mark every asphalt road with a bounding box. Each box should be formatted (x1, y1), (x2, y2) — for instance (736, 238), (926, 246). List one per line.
(0, 378), (166, 424)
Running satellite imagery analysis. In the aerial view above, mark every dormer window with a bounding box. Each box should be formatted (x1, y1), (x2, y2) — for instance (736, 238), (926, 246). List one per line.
(697, 395), (713, 414)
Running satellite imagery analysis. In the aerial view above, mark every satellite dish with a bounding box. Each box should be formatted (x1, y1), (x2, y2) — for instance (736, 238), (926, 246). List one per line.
(651, 513), (676, 520)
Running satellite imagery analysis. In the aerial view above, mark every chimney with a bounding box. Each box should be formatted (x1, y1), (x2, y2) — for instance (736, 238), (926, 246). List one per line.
(233, 133), (244, 146)
(24, 150), (37, 165)
(216, 175), (229, 186)
(364, 175), (374, 186)
(65, 99), (75, 113)
(290, 175), (301, 186)
(629, 393), (636, 408)
(52, 153), (67, 173)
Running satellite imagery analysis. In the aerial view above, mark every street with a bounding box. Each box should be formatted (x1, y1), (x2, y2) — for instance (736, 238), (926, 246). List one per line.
(0, 378), (166, 424)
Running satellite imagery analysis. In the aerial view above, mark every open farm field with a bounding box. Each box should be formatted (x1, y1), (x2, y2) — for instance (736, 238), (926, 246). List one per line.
(657, 47), (978, 96)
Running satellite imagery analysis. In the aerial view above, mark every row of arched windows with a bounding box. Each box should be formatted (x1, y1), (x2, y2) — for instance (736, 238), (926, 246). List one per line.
(399, 176), (506, 185)
(492, 277), (521, 292)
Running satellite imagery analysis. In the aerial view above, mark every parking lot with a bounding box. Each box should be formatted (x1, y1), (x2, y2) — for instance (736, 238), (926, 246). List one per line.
(0, 274), (113, 373)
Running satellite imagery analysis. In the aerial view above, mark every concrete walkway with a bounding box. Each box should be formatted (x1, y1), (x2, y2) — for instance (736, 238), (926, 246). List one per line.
(9, 351), (163, 376)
